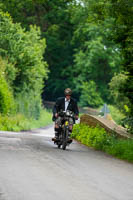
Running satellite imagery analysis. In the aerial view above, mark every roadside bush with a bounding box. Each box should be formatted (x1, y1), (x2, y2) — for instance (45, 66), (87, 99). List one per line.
(122, 116), (133, 134)
(108, 105), (125, 125)
(105, 139), (133, 161)
(109, 73), (129, 111)
(0, 109), (52, 131)
(72, 124), (109, 150)
(72, 124), (133, 162)
(15, 92), (42, 120)
(0, 114), (30, 131)
(0, 11), (48, 119)
(0, 58), (16, 115)
(109, 73), (133, 133)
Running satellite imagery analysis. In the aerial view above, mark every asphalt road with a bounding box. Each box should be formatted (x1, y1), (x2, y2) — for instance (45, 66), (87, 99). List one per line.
(0, 125), (133, 200)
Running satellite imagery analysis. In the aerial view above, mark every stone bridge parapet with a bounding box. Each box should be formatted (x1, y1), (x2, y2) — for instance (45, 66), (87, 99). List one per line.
(80, 114), (133, 139)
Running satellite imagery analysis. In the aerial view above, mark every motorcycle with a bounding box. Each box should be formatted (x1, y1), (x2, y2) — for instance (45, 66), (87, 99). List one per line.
(53, 110), (75, 150)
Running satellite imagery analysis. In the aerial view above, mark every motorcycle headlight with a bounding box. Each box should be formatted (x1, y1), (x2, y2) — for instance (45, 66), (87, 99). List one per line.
(66, 111), (69, 116)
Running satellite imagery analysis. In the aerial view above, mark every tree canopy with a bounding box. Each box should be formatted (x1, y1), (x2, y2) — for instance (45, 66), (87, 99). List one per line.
(0, 11), (48, 118)
(0, 0), (132, 130)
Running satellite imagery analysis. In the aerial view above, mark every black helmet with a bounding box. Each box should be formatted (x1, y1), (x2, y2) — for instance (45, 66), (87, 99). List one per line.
(64, 88), (72, 96)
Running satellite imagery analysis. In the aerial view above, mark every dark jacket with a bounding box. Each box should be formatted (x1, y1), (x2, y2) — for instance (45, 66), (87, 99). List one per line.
(52, 97), (79, 121)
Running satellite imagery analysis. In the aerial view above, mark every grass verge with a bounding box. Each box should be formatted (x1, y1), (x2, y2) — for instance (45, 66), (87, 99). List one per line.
(71, 124), (133, 163)
(98, 105), (125, 125)
(0, 109), (52, 132)
(108, 105), (125, 125)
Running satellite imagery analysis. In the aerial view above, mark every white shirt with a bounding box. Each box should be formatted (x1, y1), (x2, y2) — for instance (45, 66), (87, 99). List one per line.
(65, 98), (70, 111)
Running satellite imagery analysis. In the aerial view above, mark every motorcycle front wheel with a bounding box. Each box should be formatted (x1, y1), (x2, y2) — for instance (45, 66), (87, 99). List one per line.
(62, 142), (66, 150)
(62, 128), (69, 150)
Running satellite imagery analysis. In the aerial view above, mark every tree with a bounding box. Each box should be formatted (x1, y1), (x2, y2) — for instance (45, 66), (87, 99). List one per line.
(109, 73), (129, 110)
(0, 0), (76, 100)
(82, 0), (133, 131)
(0, 11), (48, 118)
(0, 57), (15, 114)
(83, 0), (133, 131)
(79, 81), (103, 107)
(70, 3), (122, 103)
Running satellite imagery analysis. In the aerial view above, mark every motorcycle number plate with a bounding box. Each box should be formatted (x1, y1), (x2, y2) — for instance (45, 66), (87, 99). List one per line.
(65, 121), (69, 125)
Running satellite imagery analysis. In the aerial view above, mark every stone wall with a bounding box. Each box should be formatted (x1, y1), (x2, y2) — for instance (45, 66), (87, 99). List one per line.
(80, 114), (133, 139)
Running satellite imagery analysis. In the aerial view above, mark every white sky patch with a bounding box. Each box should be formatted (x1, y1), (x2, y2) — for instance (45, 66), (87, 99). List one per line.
(76, 0), (84, 6)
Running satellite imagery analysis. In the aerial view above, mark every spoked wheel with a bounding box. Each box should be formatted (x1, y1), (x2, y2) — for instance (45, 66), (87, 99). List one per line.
(62, 128), (69, 150)
(62, 141), (66, 150)
(62, 128), (66, 150)
(57, 134), (61, 149)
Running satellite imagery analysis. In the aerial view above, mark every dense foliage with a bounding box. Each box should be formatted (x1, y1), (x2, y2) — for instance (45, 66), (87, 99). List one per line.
(87, 0), (133, 131)
(0, 57), (15, 115)
(72, 124), (133, 162)
(71, 7), (122, 105)
(0, 11), (48, 122)
(0, 0), (132, 131)
(0, 109), (52, 131)
(0, 0), (75, 100)
(0, 0), (122, 104)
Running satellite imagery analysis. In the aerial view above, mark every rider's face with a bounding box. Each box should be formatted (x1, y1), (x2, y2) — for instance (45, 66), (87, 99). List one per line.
(66, 95), (71, 100)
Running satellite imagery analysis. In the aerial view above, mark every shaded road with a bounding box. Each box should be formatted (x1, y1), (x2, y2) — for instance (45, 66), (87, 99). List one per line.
(0, 125), (133, 200)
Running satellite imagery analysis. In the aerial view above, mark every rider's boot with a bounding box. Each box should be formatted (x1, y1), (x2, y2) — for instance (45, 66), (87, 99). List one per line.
(55, 131), (59, 140)
(52, 128), (59, 141)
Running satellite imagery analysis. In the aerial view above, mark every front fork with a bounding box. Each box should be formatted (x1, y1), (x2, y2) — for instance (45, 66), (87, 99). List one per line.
(59, 121), (70, 142)
(63, 121), (70, 141)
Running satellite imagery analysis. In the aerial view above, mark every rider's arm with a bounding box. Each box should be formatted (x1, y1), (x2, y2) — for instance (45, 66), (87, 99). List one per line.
(74, 100), (79, 116)
(73, 99), (79, 120)
(52, 100), (59, 121)
(53, 98), (61, 116)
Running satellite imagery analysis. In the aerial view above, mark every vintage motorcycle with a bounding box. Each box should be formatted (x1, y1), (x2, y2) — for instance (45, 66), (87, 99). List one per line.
(53, 110), (75, 150)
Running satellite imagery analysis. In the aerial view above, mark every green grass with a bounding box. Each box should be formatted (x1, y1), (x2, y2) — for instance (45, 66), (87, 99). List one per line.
(0, 109), (52, 132)
(105, 139), (133, 162)
(28, 109), (52, 130)
(71, 124), (133, 163)
(108, 105), (125, 125)
(98, 105), (125, 125)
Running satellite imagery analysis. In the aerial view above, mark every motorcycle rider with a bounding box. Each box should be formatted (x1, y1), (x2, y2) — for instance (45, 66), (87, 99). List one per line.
(52, 88), (79, 141)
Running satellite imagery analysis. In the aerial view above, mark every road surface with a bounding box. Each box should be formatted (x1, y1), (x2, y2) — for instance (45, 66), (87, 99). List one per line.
(0, 125), (133, 200)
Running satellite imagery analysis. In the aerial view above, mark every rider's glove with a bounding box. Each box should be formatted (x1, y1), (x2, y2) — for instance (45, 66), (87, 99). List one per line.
(75, 115), (79, 120)
(55, 113), (58, 118)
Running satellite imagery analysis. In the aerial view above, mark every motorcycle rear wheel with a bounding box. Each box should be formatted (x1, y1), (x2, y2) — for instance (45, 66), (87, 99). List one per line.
(62, 142), (66, 150)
